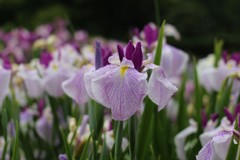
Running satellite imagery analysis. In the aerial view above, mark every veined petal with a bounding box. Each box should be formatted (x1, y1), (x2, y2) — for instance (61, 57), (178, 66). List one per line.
(161, 44), (189, 77)
(148, 66), (178, 111)
(84, 65), (117, 100)
(90, 63), (148, 120)
(196, 141), (214, 160)
(62, 66), (90, 105)
(212, 130), (232, 160)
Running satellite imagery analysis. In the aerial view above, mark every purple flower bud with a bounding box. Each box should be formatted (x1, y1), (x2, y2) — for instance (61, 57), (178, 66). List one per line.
(95, 41), (103, 69)
(224, 108), (234, 124)
(125, 41), (135, 60)
(132, 42), (143, 71)
(201, 110), (208, 127)
(117, 45), (124, 62)
(210, 113), (218, 122)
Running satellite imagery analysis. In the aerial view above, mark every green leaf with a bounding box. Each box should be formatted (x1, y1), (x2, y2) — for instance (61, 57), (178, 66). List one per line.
(128, 115), (137, 159)
(88, 100), (104, 140)
(226, 118), (238, 160)
(154, 20), (166, 66)
(136, 97), (154, 160)
(114, 121), (123, 160)
(214, 39), (224, 67)
(215, 78), (233, 120)
(177, 72), (188, 132)
(193, 58), (202, 131)
(11, 121), (19, 160)
(100, 134), (108, 160)
(1, 139), (8, 160)
(60, 128), (72, 160)
(80, 135), (92, 160)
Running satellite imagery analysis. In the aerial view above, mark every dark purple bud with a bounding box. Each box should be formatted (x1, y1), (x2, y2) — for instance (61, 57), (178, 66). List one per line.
(95, 41), (103, 69)
(40, 52), (53, 68)
(59, 154), (68, 160)
(117, 45), (124, 62)
(2, 57), (11, 70)
(102, 48), (112, 66)
(222, 51), (228, 63)
(224, 108), (234, 124)
(132, 42), (143, 71)
(125, 41), (135, 60)
(210, 113), (218, 122)
(231, 52), (240, 64)
(143, 24), (158, 48)
(38, 99), (45, 117)
(238, 114), (240, 129)
(201, 110), (208, 127)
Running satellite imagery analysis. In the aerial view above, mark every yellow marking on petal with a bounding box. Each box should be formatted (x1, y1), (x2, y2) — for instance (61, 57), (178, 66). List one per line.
(227, 63), (233, 69)
(120, 66), (128, 77)
(52, 64), (58, 71)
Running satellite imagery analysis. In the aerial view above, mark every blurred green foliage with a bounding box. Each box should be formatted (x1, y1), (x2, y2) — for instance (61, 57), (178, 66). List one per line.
(0, 0), (240, 56)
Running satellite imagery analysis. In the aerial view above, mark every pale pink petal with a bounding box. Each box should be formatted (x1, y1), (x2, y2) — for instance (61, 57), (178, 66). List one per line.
(161, 44), (189, 77)
(148, 66), (178, 111)
(84, 65), (117, 100)
(90, 64), (148, 120)
(62, 66), (89, 105)
(174, 120), (197, 160)
(212, 131), (232, 160)
(196, 141), (214, 160)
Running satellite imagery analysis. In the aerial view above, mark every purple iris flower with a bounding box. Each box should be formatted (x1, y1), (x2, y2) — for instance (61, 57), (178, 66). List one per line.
(84, 41), (177, 120)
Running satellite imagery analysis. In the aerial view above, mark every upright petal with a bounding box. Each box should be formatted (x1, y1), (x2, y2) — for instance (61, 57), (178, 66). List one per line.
(148, 66), (178, 111)
(161, 44), (189, 78)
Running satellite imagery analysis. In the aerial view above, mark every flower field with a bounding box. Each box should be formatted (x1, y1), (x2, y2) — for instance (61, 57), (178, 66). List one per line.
(0, 19), (239, 160)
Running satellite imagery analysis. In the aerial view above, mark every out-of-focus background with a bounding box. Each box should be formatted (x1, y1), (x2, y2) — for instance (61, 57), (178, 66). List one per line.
(1, 0), (239, 56)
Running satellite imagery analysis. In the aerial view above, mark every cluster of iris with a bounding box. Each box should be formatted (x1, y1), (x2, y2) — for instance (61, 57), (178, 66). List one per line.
(0, 19), (239, 160)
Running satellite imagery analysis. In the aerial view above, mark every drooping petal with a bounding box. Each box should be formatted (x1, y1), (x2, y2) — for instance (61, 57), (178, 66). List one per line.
(196, 141), (214, 160)
(212, 130), (233, 160)
(175, 120), (197, 160)
(43, 63), (71, 98)
(18, 69), (44, 98)
(88, 58), (148, 120)
(62, 66), (90, 105)
(84, 65), (117, 100)
(148, 66), (178, 111)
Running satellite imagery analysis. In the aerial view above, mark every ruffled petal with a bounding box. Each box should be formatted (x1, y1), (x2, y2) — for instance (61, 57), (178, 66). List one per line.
(84, 65), (117, 100)
(89, 59), (148, 120)
(196, 141), (214, 160)
(148, 66), (178, 111)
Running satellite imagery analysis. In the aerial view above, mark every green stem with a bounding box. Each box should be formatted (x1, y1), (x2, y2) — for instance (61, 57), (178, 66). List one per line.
(114, 121), (123, 160)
